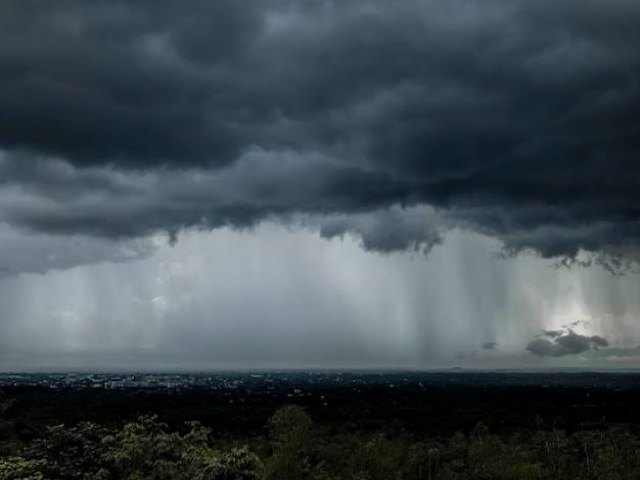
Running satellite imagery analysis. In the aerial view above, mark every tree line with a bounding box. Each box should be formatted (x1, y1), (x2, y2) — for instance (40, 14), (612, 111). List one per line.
(2, 393), (640, 479)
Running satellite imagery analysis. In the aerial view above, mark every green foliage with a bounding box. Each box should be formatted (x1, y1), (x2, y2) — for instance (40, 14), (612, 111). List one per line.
(403, 442), (442, 480)
(25, 421), (108, 479)
(0, 393), (17, 457)
(0, 456), (46, 480)
(195, 447), (263, 480)
(102, 415), (263, 480)
(349, 434), (404, 480)
(4, 403), (640, 480)
(465, 424), (541, 479)
(102, 415), (186, 479)
(267, 405), (312, 453)
(0, 394), (14, 418)
(266, 405), (313, 480)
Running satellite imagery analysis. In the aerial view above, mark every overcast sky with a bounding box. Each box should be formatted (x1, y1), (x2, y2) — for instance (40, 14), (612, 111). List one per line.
(0, 0), (639, 370)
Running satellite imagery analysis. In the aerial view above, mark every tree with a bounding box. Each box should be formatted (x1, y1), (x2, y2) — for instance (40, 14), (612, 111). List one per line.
(0, 392), (17, 456)
(24, 421), (109, 479)
(195, 447), (263, 480)
(0, 457), (46, 480)
(102, 415), (263, 480)
(349, 434), (404, 480)
(266, 405), (313, 480)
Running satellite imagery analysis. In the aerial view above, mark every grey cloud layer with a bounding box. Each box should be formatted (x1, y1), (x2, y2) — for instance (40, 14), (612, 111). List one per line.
(1, 0), (639, 265)
(0, 152), (440, 253)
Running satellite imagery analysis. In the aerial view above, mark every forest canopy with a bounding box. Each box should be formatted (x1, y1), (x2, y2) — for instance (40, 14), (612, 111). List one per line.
(2, 397), (640, 480)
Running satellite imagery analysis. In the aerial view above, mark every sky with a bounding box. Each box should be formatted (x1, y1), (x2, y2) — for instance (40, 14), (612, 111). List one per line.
(0, 0), (639, 371)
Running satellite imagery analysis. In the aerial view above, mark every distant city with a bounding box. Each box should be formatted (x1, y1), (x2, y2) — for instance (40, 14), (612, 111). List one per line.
(3, 370), (640, 395)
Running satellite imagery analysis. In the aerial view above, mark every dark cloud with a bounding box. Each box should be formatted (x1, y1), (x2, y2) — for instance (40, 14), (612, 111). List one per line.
(0, 223), (156, 276)
(540, 330), (564, 339)
(313, 206), (442, 254)
(526, 329), (609, 357)
(0, 0), (639, 267)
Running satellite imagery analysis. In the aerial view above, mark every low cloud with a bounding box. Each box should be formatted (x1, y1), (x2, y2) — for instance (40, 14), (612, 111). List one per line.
(526, 329), (608, 357)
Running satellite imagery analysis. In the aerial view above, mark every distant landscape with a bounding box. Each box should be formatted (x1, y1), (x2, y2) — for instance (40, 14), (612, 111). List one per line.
(2, 0), (640, 478)
(3, 371), (640, 479)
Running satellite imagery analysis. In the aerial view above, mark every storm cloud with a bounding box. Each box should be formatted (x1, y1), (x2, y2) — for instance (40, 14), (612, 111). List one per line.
(526, 329), (609, 357)
(0, 0), (639, 272)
